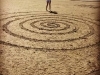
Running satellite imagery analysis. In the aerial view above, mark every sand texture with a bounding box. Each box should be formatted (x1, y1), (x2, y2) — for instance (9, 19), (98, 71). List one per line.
(0, 0), (100, 75)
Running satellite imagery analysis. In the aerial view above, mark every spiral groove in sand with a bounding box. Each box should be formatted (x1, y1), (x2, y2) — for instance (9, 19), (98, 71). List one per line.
(0, 12), (99, 50)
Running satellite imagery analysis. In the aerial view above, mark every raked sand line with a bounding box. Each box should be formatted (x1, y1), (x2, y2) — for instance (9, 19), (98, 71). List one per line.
(0, 11), (100, 51)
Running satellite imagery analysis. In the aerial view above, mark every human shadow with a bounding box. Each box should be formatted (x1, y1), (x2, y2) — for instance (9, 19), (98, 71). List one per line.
(49, 11), (58, 14)
(71, 0), (80, 1)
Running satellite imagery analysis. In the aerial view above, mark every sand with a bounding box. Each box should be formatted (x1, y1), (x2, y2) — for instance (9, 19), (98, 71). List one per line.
(0, 0), (100, 75)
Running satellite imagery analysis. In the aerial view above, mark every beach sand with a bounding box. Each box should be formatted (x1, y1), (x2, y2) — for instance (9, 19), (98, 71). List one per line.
(0, 0), (100, 75)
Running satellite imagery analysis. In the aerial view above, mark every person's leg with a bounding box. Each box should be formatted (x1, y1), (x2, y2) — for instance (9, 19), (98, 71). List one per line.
(46, 1), (49, 11)
(49, 1), (51, 11)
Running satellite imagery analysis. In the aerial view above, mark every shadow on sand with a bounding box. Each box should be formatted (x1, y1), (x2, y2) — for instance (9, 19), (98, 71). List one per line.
(88, 1), (100, 75)
(96, 1), (100, 75)
(49, 11), (58, 14)
(97, 1), (100, 75)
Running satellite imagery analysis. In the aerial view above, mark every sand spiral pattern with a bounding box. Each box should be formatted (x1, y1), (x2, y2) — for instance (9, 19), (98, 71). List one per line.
(0, 12), (100, 50)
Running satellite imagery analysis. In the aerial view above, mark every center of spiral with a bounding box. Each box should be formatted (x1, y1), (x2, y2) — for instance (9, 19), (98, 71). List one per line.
(46, 22), (60, 28)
